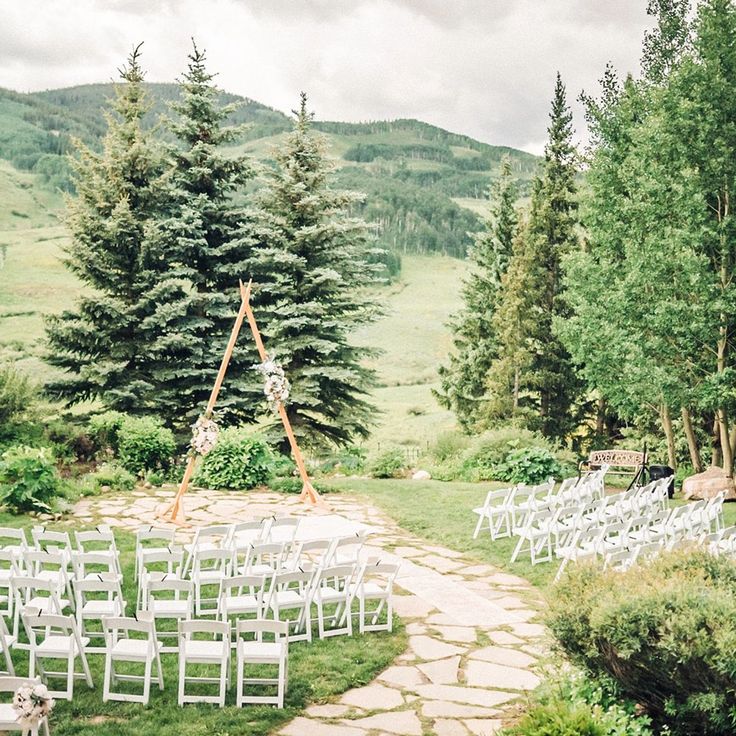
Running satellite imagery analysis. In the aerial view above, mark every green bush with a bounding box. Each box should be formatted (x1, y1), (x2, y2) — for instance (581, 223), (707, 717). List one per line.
(501, 672), (652, 736)
(493, 446), (563, 485)
(429, 430), (470, 462)
(269, 476), (303, 494)
(0, 445), (63, 513)
(86, 462), (136, 494)
(369, 448), (407, 479)
(88, 410), (127, 453)
(45, 419), (96, 463)
(194, 429), (274, 490)
(116, 416), (176, 475)
(319, 446), (367, 474)
(461, 426), (549, 481)
(549, 550), (736, 735)
(0, 363), (37, 425)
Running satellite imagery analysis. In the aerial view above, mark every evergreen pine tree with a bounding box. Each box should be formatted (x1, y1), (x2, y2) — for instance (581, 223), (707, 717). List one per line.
(486, 73), (582, 438)
(46, 45), (164, 411)
(435, 158), (517, 431)
(139, 41), (255, 430)
(243, 94), (383, 451)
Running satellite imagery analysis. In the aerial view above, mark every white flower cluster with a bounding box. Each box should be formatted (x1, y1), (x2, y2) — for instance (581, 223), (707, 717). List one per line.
(190, 415), (219, 456)
(13, 683), (53, 727)
(256, 358), (290, 413)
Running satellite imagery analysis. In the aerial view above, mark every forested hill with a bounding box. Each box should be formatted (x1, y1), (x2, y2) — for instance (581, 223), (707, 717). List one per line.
(0, 82), (540, 259)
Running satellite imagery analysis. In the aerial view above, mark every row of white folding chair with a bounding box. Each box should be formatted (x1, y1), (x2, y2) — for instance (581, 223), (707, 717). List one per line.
(703, 525), (736, 557)
(472, 481), (555, 540)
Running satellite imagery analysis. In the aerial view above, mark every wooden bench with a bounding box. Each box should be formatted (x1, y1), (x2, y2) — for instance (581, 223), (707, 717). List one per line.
(581, 449), (646, 477)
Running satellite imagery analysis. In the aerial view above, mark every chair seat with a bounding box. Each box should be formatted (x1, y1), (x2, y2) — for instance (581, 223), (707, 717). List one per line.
(241, 564), (277, 576)
(238, 640), (285, 660)
(111, 638), (160, 658)
(37, 634), (89, 656)
(152, 600), (189, 616)
(183, 640), (228, 660)
(0, 570), (13, 584)
(316, 586), (347, 603)
(223, 594), (259, 612)
(196, 570), (228, 583)
(359, 582), (386, 597)
(82, 600), (122, 616)
(185, 542), (219, 553)
(26, 596), (69, 612)
(270, 590), (306, 608)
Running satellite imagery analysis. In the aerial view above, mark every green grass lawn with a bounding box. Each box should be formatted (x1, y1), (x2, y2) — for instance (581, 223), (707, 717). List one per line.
(0, 514), (405, 736)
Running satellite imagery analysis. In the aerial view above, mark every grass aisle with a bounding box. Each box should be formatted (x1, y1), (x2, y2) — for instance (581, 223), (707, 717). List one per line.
(0, 515), (406, 736)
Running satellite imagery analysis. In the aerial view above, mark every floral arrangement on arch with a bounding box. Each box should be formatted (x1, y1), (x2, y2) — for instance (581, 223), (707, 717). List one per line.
(255, 357), (290, 413)
(190, 415), (219, 457)
(13, 682), (53, 729)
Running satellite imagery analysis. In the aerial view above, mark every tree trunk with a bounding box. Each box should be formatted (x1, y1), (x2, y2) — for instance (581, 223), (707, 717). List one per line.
(712, 416), (721, 467)
(595, 397), (605, 437)
(717, 333), (732, 476)
(661, 404), (677, 471)
(681, 407), (703, 473)
(512, 366), (520, 413)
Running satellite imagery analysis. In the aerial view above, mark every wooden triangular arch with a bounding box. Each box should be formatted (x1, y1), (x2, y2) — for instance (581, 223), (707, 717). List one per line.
(159, 279), (326, 526)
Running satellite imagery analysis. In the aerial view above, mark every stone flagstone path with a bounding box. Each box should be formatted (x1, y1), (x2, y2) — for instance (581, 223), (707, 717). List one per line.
(74, 487), (550, 735)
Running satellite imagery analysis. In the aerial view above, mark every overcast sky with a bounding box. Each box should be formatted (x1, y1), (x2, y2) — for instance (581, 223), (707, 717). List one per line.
(1, 0), (653, 154)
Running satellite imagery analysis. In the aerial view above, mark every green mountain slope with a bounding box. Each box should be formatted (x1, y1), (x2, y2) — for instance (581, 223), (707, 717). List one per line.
(0, 83), (539, 257)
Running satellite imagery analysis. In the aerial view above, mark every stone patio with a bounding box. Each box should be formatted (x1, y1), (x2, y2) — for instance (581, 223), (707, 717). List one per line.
(74, 487), (550, 735)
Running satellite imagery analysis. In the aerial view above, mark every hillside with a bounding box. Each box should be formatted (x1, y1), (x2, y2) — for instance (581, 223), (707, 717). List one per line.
(0, 83), (539, 257)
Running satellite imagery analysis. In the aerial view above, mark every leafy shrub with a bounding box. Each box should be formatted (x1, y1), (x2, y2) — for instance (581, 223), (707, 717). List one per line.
(194, 429), (274, 490)
(461, 426), (549, 481)
(429, 430), (470, 462)
(269, 476), (303, 494)
(369, 448), (407, 479)
(501, 672), (652, 736)
(45, 419), (96, 463)
(0, 364), (37, 425)
(86, 462), (136, 494)
(0, 445), (63, 513)
(493, 446), (563, 485)
(319, 446), (367, 474)
(88, 411), (127, 453)
(116, 416), (176, 475)
(549, 550), (736, 735)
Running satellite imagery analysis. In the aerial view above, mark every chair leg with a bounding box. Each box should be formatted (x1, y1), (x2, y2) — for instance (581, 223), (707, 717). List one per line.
(103, 653), (111, 702)
(143, 657), (152, 706)
(277, 656), (285, 708)
(177, 652), (186, 706)
(218, 655), (227, 707)
(80, 649), (94, 688)
(236, 648), (244, 708)
(67, 651), (75, 700)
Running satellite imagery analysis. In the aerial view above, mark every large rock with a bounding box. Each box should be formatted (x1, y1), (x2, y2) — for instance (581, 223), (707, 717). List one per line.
(412, 469), (432, 481)
(682, 466), (736, 500)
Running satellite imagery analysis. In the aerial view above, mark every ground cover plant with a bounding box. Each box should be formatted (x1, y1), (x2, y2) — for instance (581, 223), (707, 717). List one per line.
(0, 513), (405, 736)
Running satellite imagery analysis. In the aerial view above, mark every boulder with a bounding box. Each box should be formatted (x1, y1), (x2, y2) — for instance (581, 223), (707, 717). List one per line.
(682, 466), (736, 500)
(412, 469), (432, 481)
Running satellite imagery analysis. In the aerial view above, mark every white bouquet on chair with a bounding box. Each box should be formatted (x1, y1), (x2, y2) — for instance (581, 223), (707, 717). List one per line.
(13, 682), (53, 729)
(255, 358), (290, 413)
(190, 415), (219, 457)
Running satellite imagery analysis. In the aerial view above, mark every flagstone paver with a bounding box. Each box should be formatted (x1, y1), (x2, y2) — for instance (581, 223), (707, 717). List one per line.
(74, 486), (549, 735)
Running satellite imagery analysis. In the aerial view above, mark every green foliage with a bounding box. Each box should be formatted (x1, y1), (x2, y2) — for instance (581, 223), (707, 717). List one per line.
(549, 550), (736, 735)
(436, 157), (518, 429)
(44, 419), (96, 464)
(0, 445), (63, 513)
(319, 446), (368, 474)
(88, 410), (127, 452)
(369, 448), (407, 479)
(429, 431), (470, 462)
(493, 446), (562, 485)
(85, 462), (136, 494)
(117, 416), (176, 475)
(0, 363), (36, 425)
(242, 94), (383, 451)
(268, 476), (303, 494)
(501, 672), (652, 736)
(194, 429), (274, 490)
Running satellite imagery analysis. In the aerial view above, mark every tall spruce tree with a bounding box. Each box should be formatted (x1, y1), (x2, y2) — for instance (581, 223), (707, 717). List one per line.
(242, 94), (383, 451)
(435, 158), (518, 431)
(486, 74), (582, 439)
(140, 42), (255, 431)
(46, 45), (164, 411)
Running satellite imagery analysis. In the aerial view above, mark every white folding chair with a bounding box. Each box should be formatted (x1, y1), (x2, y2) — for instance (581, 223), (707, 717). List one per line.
(604, 547), (639, 572)
(75, 527), (120, 575)
(352, 561), (398, 633)
(328, 534), (365, 567)
(235, 619), (288, 709)
(147, 578), (193, 653)
(0, 676), (50, 736)
(12, 576), (70, 644)
(31, 528), (73, 565)
(237, 542), (286, 577)
(0, 551), (21, 619)
(73, 576), (126, 652)
(137, 547), (184, 610)
(23, 611), (93, 700)
(0, 615), (15, 675)
(555, 526), (603, 582)
(266, 517), (300, 545)
(229, 520), (270, 548)
(71, 551), (119, 582)
(23, 550), (74, 612)
(219, 575), (267, 634)
(183, 525), (232, 577)
(472, 487), (515, 539)
(510, 508), (555, 564)
(177, 619), (230, 707)
(311, 564), (355, 639)
(192, 548), (233, 616)
(102, 612), (163, 705)
(265, 570), (313, 643)
(290, 539), (332, 571)
(0, 528), (28, 560)
(135, 527), (176, 582)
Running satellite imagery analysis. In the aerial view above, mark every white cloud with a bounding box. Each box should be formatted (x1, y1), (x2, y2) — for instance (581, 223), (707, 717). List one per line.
(0, 0), (653, 153)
